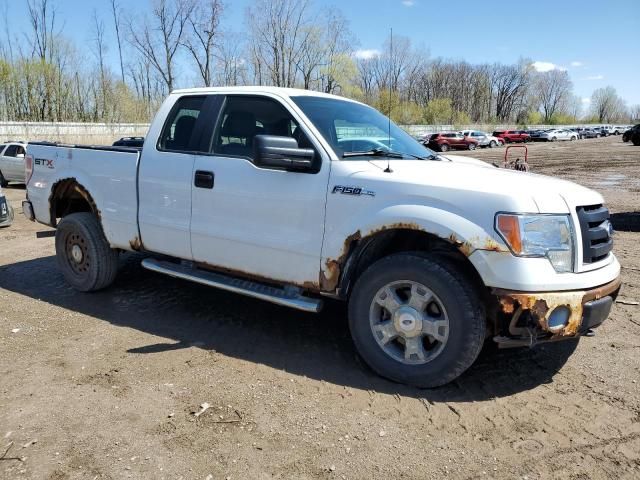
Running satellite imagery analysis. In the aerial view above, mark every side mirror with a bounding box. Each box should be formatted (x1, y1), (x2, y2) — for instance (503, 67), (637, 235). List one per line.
(253, 135), (315, 172)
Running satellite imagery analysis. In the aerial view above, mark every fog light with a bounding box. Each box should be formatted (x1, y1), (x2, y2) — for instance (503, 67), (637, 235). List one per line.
(548, 305), (571, 330)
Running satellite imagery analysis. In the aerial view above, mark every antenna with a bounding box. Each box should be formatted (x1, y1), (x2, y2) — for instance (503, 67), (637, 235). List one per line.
(384, 27), (393, 173)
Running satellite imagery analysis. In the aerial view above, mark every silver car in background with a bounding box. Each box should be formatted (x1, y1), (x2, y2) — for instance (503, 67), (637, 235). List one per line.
(460, 130), (504, 148)
(0, 141), (27, 186)
(537, 129), (578, 142)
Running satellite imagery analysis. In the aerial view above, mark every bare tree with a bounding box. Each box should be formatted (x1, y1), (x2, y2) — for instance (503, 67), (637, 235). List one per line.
(91, 10), (108, 118)
(128, 0), (194, 92)
(591, 86), (626, 122)
(26, 0), (56, 61)
(215, 31), (248, 86)
(109, 0), (126, 84)
(183, 0), (223, 86)
(245, 0), (311, 87)
(535, 69), (572, 122)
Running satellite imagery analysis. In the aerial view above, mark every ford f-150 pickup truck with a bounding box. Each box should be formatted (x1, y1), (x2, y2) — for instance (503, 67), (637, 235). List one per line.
(23, 87), (621, 388)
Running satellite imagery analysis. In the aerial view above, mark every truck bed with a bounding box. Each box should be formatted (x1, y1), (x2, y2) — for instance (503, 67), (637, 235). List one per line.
(26, 142), (141, 251)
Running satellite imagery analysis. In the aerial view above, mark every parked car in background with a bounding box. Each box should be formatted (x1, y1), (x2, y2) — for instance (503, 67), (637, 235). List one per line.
(0, 141), (27, 187)
(536, 129), (578, 142)
(599, 126), (615, 136)
(581, 128), (602, 139)
(612, 126), (627, 135)
(622, 125), (639, 142)
(492, 130), (530, 143)
(113, 136), (145, 148)
(0, 187), (13, 227)
(570, 127), (589, 139)
(425, 132), (479, 151)
(460, 130), (504, 148)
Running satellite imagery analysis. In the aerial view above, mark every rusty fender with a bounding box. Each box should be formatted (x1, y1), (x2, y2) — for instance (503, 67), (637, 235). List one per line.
(493, 277), (622, 337)
(320, 223), (508, 292)
(48, 177), (102, 225)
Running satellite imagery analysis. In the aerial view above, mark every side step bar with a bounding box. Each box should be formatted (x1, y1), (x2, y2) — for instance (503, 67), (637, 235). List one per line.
(141, 258), (323, 313)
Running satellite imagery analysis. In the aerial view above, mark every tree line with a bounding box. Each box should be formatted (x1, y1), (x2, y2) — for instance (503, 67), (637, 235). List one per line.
(0, 0), (636, 125)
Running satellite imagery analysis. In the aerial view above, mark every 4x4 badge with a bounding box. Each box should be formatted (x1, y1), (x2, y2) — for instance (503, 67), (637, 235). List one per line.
(332, 185), (375, 197)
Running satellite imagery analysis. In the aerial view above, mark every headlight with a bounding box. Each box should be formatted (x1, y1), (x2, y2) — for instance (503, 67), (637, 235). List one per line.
(495, 214), (574, 273)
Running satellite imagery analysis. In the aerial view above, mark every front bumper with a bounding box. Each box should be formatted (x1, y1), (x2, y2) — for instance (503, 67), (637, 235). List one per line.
(491, 277), (622, 347)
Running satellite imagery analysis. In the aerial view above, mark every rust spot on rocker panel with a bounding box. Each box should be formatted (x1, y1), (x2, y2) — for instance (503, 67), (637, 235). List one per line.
(129, 236), (142, 251)
(494, 277), (622, 338)
(197, 261), (320, 292)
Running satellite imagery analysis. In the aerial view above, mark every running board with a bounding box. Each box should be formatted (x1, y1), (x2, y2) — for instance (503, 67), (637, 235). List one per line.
(141, 258), (323, 313)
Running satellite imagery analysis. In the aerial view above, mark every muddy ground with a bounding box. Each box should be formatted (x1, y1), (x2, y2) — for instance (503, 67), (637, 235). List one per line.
(1, 135), (639, 479)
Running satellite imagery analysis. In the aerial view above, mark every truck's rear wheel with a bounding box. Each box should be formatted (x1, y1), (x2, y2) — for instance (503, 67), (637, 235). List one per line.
(348, 253), (486, 388)
(55, 212), (119, 292)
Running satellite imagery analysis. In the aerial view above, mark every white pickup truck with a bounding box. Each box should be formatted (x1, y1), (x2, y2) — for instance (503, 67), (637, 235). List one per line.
(23, 87), (621, 387)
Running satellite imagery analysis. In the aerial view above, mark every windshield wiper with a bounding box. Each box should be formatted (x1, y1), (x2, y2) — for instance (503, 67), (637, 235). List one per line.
(342, 147), (427, 160)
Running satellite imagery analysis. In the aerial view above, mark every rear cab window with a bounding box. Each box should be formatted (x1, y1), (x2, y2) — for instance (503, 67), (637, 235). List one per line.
(158, 96), (206, 152)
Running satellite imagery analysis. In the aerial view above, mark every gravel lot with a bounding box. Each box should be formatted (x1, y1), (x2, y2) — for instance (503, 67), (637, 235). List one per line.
(1, 135), (639, 479)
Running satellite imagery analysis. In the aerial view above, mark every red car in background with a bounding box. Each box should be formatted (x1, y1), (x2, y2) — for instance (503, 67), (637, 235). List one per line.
(492, 130), (530, 143)
(425, 132), (479, 152)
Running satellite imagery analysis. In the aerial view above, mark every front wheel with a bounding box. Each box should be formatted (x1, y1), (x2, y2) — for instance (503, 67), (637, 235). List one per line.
(348, 254), (486, 388)
(439, 143), (449, 152)
(489, 140), (497, 148)
(468, 142), (476, 150)
(570, 136), (576, 141)
(551, 136), (557, 142)
(55, 212), (119, 292)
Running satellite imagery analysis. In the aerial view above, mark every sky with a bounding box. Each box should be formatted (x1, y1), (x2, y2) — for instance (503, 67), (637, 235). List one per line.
(6, 0), (640, 109)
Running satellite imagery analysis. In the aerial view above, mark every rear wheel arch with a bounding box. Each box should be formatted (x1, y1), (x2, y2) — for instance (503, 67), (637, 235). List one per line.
(49, 178), (100, 227)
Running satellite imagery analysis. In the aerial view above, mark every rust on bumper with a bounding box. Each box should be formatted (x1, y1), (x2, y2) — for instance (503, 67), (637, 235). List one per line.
(492, 277), (622, 344)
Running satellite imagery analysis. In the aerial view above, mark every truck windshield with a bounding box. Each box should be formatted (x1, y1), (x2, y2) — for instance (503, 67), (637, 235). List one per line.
(291, 96), (435, 159)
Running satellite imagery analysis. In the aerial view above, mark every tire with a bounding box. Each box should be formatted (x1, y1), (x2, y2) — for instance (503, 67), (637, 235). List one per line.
(468, 142), (476, 150)
(570, 136), (576, 141)
(551, 136), (557, 142)
(348, 253), (486, 388)
(439, 143), (449, 152)
(0, 171), (8, 188)
(596, 134), (600, 138)
(55, 212), (119, 292)
(632, 135), (640, 147)
(489, 140), (497, 148)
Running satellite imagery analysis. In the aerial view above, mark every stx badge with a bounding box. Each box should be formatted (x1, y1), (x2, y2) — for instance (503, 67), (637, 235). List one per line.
(332, 185), (375, 197)
(35, 158), (54, 169)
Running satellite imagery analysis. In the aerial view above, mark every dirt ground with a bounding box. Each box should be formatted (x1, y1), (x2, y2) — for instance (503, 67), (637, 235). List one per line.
(1, 135), (639, 480)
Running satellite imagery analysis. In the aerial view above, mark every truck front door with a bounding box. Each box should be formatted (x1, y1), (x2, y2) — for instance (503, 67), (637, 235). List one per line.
(189, 94), (329, 288)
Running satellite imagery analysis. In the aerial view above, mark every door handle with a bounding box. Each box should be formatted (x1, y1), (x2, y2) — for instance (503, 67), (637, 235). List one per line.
(194, 170), (214, 189)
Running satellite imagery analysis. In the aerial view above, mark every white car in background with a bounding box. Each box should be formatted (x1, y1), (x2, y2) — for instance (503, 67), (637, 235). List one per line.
(460, 130), (504, 148)
(0, 141), (27, 186)
(537, 129), (578, 142)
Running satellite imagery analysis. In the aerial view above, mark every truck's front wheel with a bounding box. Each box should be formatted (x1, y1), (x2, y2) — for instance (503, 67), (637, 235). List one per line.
(55, 212), (119, 292)
(348, 253), (486, 388)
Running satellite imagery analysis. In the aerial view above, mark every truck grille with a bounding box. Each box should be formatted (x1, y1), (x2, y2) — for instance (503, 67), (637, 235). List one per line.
(576, 204), (613, 264)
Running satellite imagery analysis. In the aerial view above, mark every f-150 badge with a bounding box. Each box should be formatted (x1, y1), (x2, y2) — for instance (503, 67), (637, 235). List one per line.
(332, 185), (375, 197)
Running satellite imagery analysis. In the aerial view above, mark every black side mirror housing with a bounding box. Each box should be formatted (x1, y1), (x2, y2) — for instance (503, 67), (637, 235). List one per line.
(253, 135), (315, 172)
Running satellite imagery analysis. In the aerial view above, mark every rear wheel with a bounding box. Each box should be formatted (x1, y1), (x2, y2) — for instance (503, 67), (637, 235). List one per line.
(570, 136), (576, 141)
(439, 143), (449, 152)
(55, 212), (119, 292)
(489, 140), (497, 148)
(348, 253), (486, 388)
(551, 136), (557, 142)
(468, 142), (476, 150)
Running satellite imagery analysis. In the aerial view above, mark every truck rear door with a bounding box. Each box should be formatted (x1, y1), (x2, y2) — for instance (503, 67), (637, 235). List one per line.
(137, 95), (207, 259)
(188, 94), (329, 287)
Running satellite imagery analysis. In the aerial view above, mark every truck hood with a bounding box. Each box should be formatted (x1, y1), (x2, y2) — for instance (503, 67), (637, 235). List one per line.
(366, 157), (603, 213)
